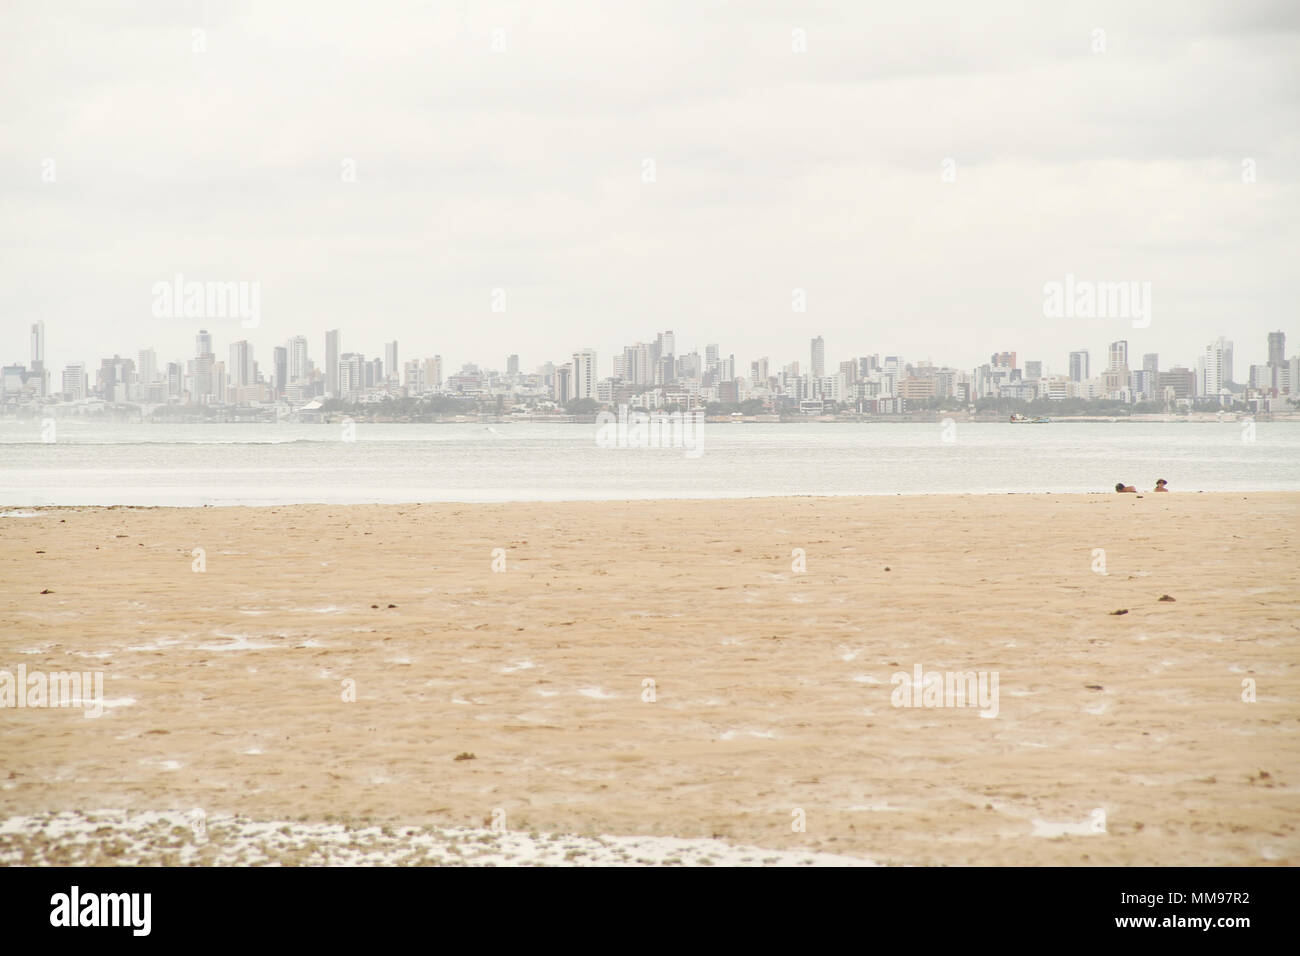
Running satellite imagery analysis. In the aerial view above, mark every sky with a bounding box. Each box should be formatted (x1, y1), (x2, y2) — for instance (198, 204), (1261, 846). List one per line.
(2, 0), (1298, 380)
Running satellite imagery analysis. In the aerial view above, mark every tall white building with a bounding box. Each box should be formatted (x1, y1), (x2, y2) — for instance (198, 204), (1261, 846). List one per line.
(228, 340), (255, 388)
(62, 363), (86, 400)
(385, 341), (399, 384)
(325, 329), (341, 397)
(137, 348), (158, 386)
(572, 349), (597, 400)
(339, 352), (365, 397)
(622, 343), (651, 385)
(404, 359), (427, 393)
(29, 321), (46, 395)
(287, 335), (309, 383)
(811, 336), (825, 379)
(30, 321), (44, 365)
(1198, 336), (1233, 398)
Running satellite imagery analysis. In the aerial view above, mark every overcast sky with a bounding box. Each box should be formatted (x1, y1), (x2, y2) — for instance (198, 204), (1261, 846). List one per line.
(3, 0), (1298, 379)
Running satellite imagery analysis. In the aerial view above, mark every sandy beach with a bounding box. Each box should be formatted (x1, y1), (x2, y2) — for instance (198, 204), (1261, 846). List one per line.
(1, 492), (1297, 866)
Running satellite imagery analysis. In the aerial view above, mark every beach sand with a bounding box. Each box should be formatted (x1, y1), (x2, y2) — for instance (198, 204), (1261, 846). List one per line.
(1, 492), (1296, 865)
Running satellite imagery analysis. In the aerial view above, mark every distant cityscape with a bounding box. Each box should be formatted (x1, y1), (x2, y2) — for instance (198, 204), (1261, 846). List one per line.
(3, 323), (1296, 420)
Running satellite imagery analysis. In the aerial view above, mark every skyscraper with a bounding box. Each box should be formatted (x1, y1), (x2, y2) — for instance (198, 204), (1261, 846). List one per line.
(29, 321), (46, 396)
(507, 354), (519, 375)
(990, 351), (1016, 369)
(194, 329), (215, 402)
(62, 363), (86, 401)
(385, 341), (399, 383)
(1198, 336), (1233, 396)
(273, 346), (288, 395)
(338, 352), (364, 396)
(30, 321), (44, 365)
(554, 363), (573, 403)
(811, 336), (825, 379)
(1143, 353), (1159, 374)
(137, 348), (158, 386)
(572, 349), (597, 400)
(1268, 331), (1286, 367)
(1107, 340), (1128, 371)
(1068, 350), (1089, 382)
(287, 336), (309, 383)
(325, 329), (340, 397)
(228, 340), (255, 388)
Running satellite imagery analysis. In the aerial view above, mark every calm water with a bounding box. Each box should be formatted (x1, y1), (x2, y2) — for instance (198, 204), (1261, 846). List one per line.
(1, 420), (1298, 506)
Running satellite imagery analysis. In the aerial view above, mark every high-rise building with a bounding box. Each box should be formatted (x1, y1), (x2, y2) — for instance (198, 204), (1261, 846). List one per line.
(622, 343), (652, 385)
(425, 355), (443, 389)
(137, 348), (157, 386)
(1268, 331), (1286, 367)
(211, 360), (226, 403)
(325, 329), (341, 397)
(287, 336), (309, 383)
(404, 359), (427, 392)
(385, 342), (399, 383)
(339, 352), (364, 396)
(273, 346), (288, 395)
(751, 358), (769, 385)
(554, 363), (573, 403)
(194, 329), (215, 402)
(1107, 341), (1128, 371)
(29, 321), (46, 396)
(507, 354), (519, 375)
(1068, 350), (1089, 382)
(62, 363), (86, 401)
(811, 336), (825, 379)
(1198, 336), (1233, 396)
(228, 340), (255, 388)
(1024, 360), (1042, 380)
(1143, 353), (1159, 374)
(705, 344), (719, 371)
(166, 362), (183, 399)
(657, 331), (676, 360)
(990, 351), (1016, 369)
(572, 349), (597, 400)
(30, 321), (44, 365)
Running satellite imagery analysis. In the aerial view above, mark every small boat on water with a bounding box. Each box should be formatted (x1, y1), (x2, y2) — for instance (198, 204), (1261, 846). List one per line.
(1010, 414), (1051, 423)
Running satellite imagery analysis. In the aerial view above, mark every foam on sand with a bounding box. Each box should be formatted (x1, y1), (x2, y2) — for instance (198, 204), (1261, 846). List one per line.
(0, 811), (876, 867)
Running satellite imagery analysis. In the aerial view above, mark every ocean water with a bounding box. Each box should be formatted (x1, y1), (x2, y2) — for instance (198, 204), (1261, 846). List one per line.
(1, 420), (1298, 506)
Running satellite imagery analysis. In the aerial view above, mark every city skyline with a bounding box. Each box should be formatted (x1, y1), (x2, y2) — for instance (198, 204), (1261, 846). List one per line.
(5, 319), (1294, 397)
(6, 317), (1295, 414)
(3, 2), (1297, 388)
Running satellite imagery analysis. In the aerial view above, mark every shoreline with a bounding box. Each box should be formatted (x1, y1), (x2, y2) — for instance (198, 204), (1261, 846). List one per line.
(5, 488), (1300, 510)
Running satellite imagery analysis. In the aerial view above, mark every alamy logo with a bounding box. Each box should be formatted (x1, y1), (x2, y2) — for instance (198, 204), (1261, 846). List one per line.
(595, 406), (705, 459)
(0, 665), (103, 718)
(151, 273), (261, 328)
(50, 886), (151, 936)
(890, 664), (999, 718)
(1042, 274), (1151, 329)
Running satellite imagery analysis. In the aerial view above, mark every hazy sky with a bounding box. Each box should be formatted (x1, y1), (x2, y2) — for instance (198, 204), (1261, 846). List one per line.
(3, 1), (1298, 379)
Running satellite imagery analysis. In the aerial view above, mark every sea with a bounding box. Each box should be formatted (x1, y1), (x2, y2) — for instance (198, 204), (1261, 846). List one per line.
(2, 419), (1298, 507)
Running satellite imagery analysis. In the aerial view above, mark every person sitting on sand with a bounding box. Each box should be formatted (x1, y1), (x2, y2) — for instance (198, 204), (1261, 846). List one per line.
(1115, 482), (1137, 493)
(1153, 479), (1169, 492)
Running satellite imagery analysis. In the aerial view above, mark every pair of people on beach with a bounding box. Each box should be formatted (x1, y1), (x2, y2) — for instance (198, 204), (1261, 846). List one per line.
(1115, 480), (1168, 493)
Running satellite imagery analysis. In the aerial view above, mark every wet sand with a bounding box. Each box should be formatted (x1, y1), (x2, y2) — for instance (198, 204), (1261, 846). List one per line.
(1, 492), (1297, 865)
